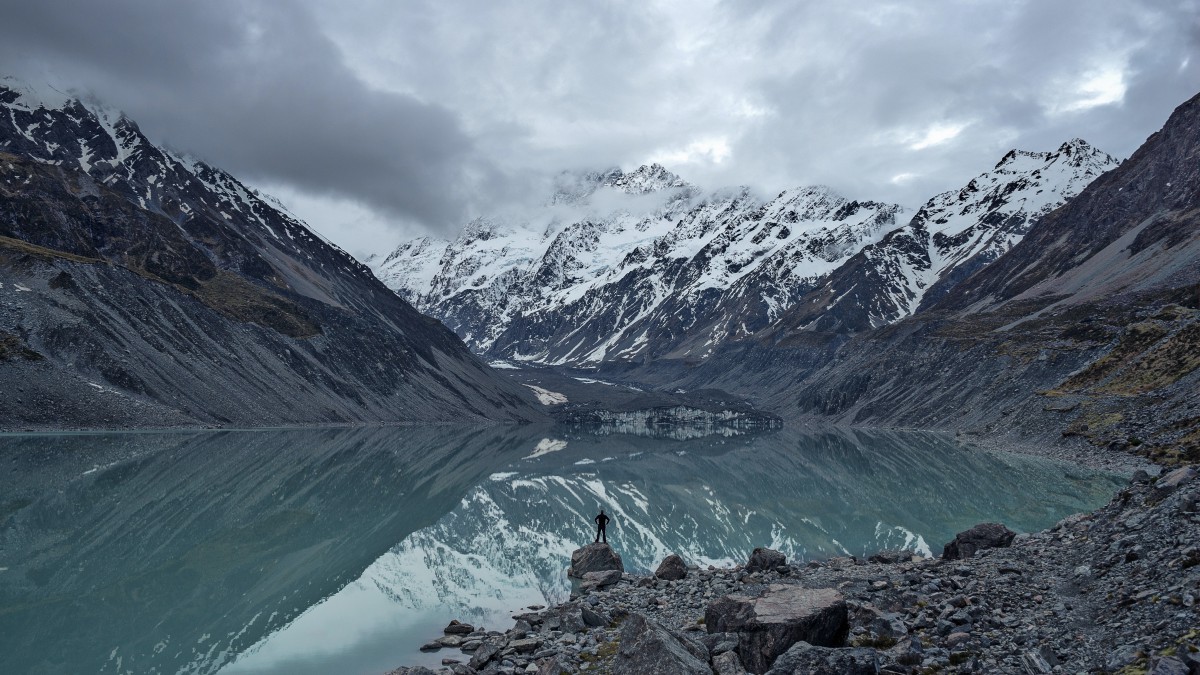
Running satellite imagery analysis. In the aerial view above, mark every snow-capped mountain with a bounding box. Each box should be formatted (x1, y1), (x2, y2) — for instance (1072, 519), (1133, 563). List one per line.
(0, 78), (540, 426)
(375, 140), (1115, 367)
(373, 166), (905, 366)
(767, 139), (1119, 334)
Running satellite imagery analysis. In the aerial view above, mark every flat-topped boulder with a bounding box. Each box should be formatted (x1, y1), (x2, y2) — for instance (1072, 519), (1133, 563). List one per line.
(706, 583), (848, 674)
(568, 542), (624, 578)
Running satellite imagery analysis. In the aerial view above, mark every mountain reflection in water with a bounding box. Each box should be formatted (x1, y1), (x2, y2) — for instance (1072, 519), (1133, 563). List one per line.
(0, 426), (1124, 674)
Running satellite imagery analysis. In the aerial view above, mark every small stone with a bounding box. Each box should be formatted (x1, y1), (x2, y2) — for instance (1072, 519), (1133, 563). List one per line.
(445, 620), (475, 634)
(419, 641), (442, 651)
(1022, 648), (1051, 667)
(712, 649), (747, 675)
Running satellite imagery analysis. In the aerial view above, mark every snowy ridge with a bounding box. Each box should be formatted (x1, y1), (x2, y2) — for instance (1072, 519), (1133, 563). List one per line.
(374, 170), (905, 366)
(770, 139), (1120, 334)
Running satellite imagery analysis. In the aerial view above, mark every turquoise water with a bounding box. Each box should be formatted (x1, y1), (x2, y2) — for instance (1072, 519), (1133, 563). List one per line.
(0, 426), (1125, 674)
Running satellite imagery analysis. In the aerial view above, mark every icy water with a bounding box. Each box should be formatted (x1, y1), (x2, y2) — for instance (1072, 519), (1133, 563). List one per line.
(0, 425), (1126, 674)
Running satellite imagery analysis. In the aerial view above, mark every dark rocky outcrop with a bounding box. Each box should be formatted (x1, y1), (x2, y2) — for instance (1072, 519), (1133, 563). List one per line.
(568, 543), (624, 578)
(764, 641), (880, 675)
(467, 641), (501, 670)
(705, 583), (848, 673)
(655, 553), (688, 580)
(745, 547), (786, 573)
(868, 550), (912, 565)
(1150, 465), (1197, 503)
(613, 613), (711, 675)
(941, 522), (1016, 559)
(443, 620), (473, 635)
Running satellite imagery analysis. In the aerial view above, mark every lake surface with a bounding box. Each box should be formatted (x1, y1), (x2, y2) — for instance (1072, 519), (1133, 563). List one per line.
(0, 426), (1126, 674)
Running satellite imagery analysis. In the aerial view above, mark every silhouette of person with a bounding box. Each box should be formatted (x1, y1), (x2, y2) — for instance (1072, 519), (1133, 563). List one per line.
(594, 509), (611, 544)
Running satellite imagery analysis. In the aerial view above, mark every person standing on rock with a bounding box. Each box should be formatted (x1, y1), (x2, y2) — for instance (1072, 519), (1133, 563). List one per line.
(594, 509), (611, 544)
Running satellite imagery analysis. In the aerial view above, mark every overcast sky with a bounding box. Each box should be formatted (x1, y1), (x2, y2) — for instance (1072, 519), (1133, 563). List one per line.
(2, 0), (1198, 258)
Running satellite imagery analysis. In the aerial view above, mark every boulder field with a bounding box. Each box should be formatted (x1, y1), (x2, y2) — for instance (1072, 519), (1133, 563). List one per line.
(390, 466), (1198, 674)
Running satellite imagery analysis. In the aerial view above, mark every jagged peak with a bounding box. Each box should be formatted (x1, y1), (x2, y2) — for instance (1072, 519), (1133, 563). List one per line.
(993, 138), (1116, 173)
(603, 162), (691, 194)
(459, 215), (510, 242)
(1057, 137), (1093, 153)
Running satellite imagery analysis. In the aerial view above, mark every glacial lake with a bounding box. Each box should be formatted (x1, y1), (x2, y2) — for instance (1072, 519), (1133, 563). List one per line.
(0, 425), (1126, 674)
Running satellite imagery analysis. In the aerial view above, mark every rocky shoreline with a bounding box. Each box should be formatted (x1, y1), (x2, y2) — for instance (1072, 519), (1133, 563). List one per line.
(388, 465), (1199, 675)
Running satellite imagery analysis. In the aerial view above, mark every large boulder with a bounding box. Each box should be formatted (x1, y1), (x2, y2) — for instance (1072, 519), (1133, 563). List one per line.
(764, 642), (880, 675)
(706, 583), (848, 674)
(468, 641), (502, 670)
(655, 553), (688, 580)
(613, 613), (711, 675)
(580, 569), (623, 591)
(941, 522), (1016, 559)
(1150, 466), (1197, 503)
(746, 547), (786, 573)
(568, 543), (624, 578)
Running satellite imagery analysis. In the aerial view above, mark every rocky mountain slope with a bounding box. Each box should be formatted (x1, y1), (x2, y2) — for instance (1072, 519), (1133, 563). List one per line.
(373, 167), (906, 366)
(636, 91), (1200, 464)
(770, 139), (1117, 334)
(0, 79), (541, 427)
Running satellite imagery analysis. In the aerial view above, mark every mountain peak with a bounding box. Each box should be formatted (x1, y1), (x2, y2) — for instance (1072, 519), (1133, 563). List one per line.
(1057, 137), (1093, 153)
(603, 163), (691, 194)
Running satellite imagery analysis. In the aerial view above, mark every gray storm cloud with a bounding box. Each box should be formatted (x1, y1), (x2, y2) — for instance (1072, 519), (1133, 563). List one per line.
(0, 0), (488, 233)
(1, 0), (1199, 252)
